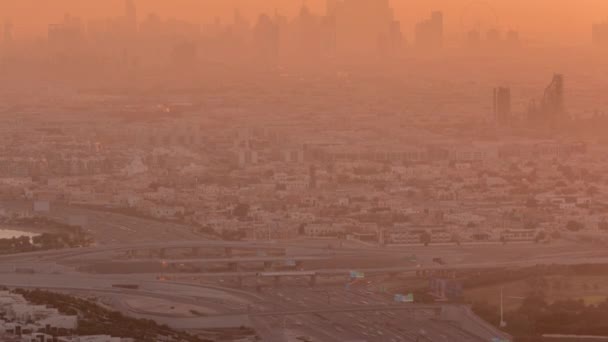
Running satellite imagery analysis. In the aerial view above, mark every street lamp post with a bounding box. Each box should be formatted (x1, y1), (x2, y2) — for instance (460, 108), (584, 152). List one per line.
(499, 286), (524, 329)
(500, 286), (506, 328)
(282, 316), (288, 342)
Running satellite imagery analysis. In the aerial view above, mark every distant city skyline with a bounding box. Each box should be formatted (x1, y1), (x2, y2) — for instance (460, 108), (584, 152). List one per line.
(2, 0), (608, 44)
(2, 3), (608, 342)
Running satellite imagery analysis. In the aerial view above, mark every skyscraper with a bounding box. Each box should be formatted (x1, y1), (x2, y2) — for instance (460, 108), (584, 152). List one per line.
(1, 20), (13, 62)
(415, 11), (443, 49)
(493, 87), (511, 125)
(48, 14), (84, 50)
(3, 20), (13, 45)
(125, 0), (138, 34)
(326, 0), (339, 17)
(253, 13), (280, 66)
(388, 20), (404, 53)
(542, 74), (564, 118)
(592, 20), (608, 45)
(528, 74), (566, 128)
(47, 15), (85, 66)
(332, 0), (397, 58)
(290, 3), (323, 61)
(309, 165), (317, 189)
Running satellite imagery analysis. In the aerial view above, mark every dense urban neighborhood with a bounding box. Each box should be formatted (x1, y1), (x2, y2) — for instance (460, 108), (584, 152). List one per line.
(3, 0), (608, 341)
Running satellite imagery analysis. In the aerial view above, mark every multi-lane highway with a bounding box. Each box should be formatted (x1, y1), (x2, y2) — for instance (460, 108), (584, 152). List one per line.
(2, 203), (608, 341)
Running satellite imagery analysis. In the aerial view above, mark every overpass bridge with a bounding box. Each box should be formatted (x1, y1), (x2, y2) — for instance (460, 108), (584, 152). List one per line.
(157, 254), (608, 289)
(115, 255), (330, 272)
(0, 240), (303, 262)
(251, 303), (444, 316)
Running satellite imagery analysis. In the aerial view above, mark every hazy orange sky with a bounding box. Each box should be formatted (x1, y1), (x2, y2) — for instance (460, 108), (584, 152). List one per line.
(2, 0), (608, 43)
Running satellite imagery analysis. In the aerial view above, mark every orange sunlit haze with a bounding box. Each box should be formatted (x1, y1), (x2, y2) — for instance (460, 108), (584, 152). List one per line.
(3, 0), (608, 43)
(1, 1), (608, 342)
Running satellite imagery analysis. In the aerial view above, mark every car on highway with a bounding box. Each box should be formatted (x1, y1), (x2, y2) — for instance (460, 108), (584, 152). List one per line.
(432, 257), (446, 265)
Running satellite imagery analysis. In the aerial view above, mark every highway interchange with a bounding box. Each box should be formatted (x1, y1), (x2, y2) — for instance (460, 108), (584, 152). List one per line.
(2, 204), (608, 341)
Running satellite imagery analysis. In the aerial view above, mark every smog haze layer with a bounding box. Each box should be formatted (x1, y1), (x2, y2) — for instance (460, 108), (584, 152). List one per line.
(3, 0), (608, 43)
(2, 1), (608, 342)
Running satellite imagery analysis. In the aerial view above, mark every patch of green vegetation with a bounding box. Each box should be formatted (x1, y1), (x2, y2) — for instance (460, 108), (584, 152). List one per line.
(0, 216), (93, 254)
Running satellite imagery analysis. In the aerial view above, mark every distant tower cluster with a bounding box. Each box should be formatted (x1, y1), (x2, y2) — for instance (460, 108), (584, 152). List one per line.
(592, 19), (608, 46)
(493, 87), (511, 125)
(493, 74), (566, 129)
(415, 11), (443, 49)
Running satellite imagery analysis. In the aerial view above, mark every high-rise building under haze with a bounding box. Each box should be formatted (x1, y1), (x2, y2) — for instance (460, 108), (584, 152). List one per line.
(309, 165), (317, 189)
(493, 87), (511, 125)
(326, 0), (339, 17)
(1, 20), (13, 62)
(332, 0), (399, 58)
(48, 14), (84, 50)
(593, 20), (608, 45)
(253, 14), (280, 66)
(528, 74), (566, 128)
(415, 11), (443, 49)
(125, 0), (138, 33)
(542, 74), (565, 117)
(291, 4), (324, 60)
(47, 13), (88, 67)
(3, 20), (13, 45)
